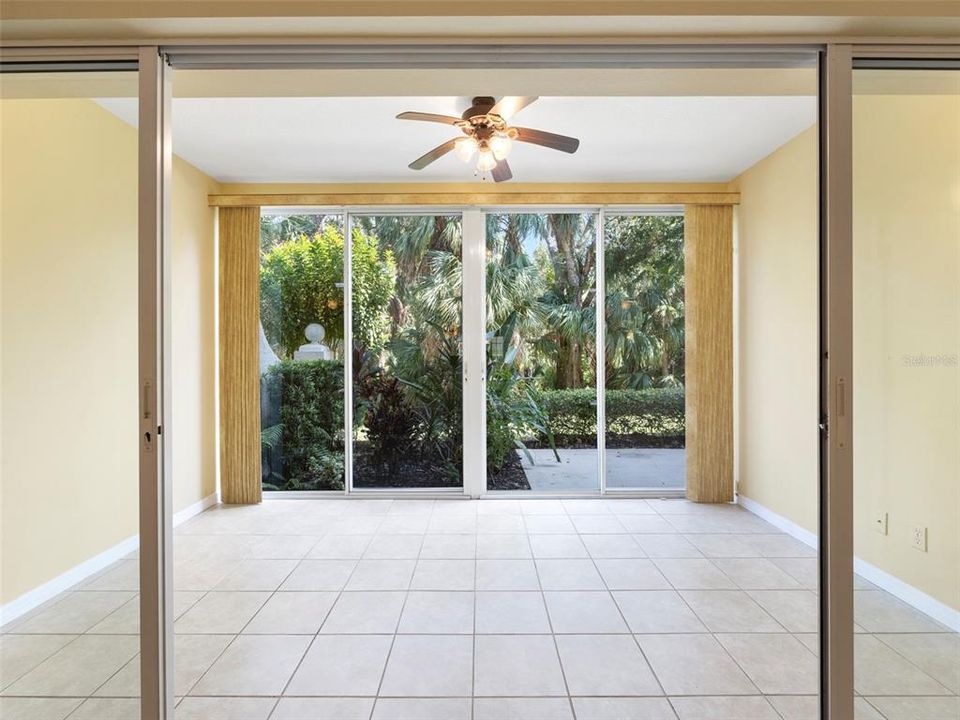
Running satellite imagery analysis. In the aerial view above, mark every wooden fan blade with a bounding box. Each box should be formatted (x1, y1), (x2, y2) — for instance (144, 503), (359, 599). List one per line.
(513, 127), (580, 154)
(492, 158), (513, 183)
(409, 138), (458, 170)
(396, 111), (462, 125)
(490, 96), (538, 120)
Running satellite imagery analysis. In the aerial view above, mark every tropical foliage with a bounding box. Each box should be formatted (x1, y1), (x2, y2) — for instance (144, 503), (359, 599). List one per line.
(259, 211), (685, 490)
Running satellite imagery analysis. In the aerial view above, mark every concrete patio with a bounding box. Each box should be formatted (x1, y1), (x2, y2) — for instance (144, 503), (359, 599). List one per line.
(521, 448), (685, 491)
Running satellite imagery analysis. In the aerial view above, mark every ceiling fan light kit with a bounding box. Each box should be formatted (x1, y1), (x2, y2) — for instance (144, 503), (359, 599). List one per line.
(397, 96), (580, 183)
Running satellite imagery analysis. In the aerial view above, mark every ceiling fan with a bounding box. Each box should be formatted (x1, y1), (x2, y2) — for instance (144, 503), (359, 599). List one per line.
(396, 96), (580, 182)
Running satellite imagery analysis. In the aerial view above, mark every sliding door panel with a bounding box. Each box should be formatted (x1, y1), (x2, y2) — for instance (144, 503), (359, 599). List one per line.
(851, 67), (960, 715)
(485, 211), (599, 492)
(351, 214), (463, 489)
(0, 69), (143, 718)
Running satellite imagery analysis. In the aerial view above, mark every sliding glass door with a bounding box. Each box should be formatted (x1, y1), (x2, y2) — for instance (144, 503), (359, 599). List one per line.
(349, 214), (464, 490)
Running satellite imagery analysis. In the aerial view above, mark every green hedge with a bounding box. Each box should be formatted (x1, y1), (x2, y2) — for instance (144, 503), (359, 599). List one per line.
(261, 359), (345, 491)
(535, 387), (684, 448)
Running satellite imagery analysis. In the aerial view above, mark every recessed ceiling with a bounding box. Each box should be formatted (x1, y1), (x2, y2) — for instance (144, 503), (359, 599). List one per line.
(98, 95), (816, 184)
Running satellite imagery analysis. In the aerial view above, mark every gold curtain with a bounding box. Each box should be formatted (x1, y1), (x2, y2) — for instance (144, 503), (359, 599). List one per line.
(683, 204), (734, 503)
(218, 206), (262, 504)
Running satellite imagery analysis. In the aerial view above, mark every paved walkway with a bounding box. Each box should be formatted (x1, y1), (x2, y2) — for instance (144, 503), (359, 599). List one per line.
(521, 448), (685, 491)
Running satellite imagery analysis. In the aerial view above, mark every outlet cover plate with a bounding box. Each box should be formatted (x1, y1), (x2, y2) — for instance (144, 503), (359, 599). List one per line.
(911, 526), (928, 552)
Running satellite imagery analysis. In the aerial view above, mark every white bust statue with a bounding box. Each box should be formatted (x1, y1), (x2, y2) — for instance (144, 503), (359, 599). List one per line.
(293, 323), (333, 361)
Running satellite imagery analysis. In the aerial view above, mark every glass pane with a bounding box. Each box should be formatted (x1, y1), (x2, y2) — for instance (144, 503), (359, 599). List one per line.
(485, 211), (598, 492)
(603, 213), (686, 490)
(852, 68), (960, 714)
(1, 70), (141, 718)
(351, 214), (463, 489)
(259, 212), (347, 491)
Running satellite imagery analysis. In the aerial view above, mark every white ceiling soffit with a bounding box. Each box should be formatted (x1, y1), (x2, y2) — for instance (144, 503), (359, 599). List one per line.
(96, 95), (817, 184)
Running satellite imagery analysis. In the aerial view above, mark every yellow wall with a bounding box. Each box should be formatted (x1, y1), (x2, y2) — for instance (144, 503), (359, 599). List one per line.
(852, 92), (959, 611)
(735, 93), (960, 612)
(733, 125), (820, 535)
(0, 97), (218, 604)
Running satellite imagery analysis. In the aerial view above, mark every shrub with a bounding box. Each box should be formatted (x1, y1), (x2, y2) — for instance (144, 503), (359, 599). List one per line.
(261, 359), (345, 490)
(260, 225), (396, 357)
(536, 387), (685, 448)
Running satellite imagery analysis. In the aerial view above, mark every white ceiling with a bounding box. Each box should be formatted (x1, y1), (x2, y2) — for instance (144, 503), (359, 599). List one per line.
(97, 95), (816, 184)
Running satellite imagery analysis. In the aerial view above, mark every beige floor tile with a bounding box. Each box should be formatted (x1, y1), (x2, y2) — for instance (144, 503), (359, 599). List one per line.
(323, 516), (385, 535)
(375, 516), (430, 534)
(379, 635), (473, 696)
(536, 559), (605, 590)
(475, 697), (575, 720)
(768, 558), (819, 590)
(580, 534), (646, 558)
(572, 697), (677, 720)
(876, 633), (960, 693)
(556, 634), (661, 695)
(517, 500), (567, 515)
(620, 516), (679, 534)
(711, 558), (801, 590)
(95, 633), (233, 696)
(747, 590), (819, 633)
(244, 591), (337, 634)
(716, 634), (818, 694)
(544, 591), (628, 633)
(398, 591), (474, 634)
(2, 635), (139, 697)
(0, 635), (75, 690)
(427, 515), (477, 534)
(387, 499), (436, 515)
(653, 560), (737, 590)
(477, 515), (526, 534)
(270, 697), (374, 720)
(595, 559), (672, 590)
(605, 499), (658, 515)
(766, 695), (818, 720)
(190, 634), (309, 695)
(173, 591), (270, 634)
(69, 697), (140, 719)
(285, 634), (393, 696)
(686, 534), (760, 558)
(305, 535), (373, 560)
(344, 560), (415, 591)
(78, 560), (140, 592)
(410, 559), (475, 591)
(613, 591), (707, 633)
(570, 515), (627, 534)
(280, 559), (357, 591)
(87, 591), (204, 634)
(476, 535), (533, 559)
(10, 592), (134, 634)
(665, 513), (775, 534)
(245, 534), (319, 559)
(855, 590), (950, 633)
(174, 696), (277, 720)
(864, 696), (960, 720)
(475, 559), (540, 591)
(748, 534), (817, 558)
(562, 499), (610, 515)
(680, 590), (784, 632)
(855, 634), (952, 696)
(476, 592), (550, 634)
(527, 534), (588, 559)
(522, 515), (577, 534)
(363, 534), (424, 559)
(473, 635), (567, 696)
(636, 634), (757, 695)
(418, 535), (475, 559)
(634, 534), (702, 556)
(372, 697), (471, 719)
(214, 559), (299, 591)
(320, 591), (405, 634)
(0, 697), (81, 720)
(477, 500), (522, 515)
(669, 695), (779, 719)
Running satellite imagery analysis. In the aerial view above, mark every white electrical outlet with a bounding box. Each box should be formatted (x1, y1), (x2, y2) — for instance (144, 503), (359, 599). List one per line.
(911, 526), (928, 552)
(873, 511), (888, 535)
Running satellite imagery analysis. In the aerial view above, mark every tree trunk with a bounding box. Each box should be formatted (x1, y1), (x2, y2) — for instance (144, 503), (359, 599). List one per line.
(555, 337), (583, 389)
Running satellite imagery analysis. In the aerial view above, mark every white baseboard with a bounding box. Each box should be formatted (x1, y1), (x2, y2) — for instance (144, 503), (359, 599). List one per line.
(737, 494), (960, 633)
(0, 492), (218, 628)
